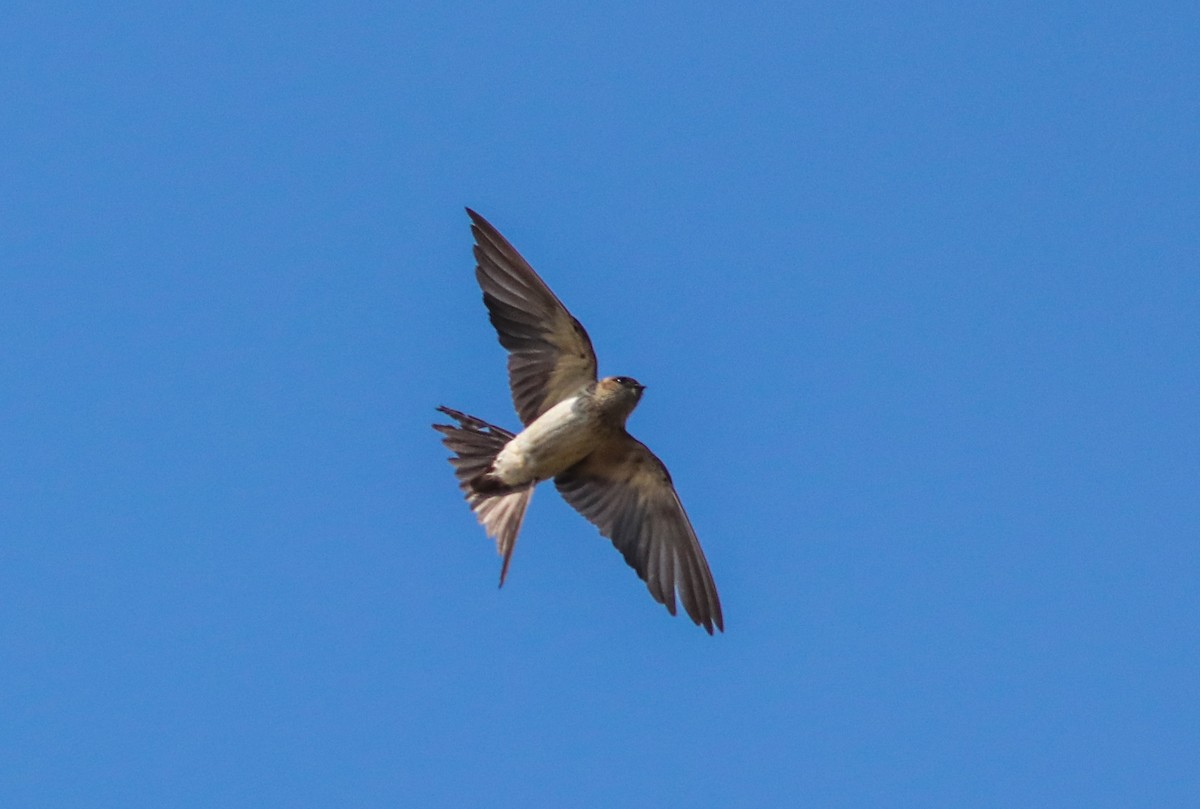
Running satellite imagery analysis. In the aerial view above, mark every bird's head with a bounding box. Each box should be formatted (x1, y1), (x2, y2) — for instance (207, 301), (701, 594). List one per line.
(595, 376), (646, 423)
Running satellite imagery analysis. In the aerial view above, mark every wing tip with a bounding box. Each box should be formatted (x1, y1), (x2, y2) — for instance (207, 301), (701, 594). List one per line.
(692, 604), (724, 635)
(690, 607), (723, 635)
(465, 207), (493, 235)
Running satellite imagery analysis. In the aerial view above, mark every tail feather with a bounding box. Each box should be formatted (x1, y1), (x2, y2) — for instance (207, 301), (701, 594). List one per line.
(433, 406), (533, 586)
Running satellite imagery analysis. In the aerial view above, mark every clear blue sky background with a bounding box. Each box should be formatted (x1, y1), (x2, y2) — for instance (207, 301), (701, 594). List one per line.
(3, 2), (1197, 806)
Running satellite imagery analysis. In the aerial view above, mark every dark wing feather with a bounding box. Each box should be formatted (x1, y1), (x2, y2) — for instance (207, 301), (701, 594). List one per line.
(554, 434), (724, 634)
(467, 208), (598, 426)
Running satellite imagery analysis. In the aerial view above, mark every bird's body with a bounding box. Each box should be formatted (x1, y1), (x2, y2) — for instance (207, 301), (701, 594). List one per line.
(434, 209), (723, 633)
(484, 379), (642, 491)
(488, 394), (595, 488)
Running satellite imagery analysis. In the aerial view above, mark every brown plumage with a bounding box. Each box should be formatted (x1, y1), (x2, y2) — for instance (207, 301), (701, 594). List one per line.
(434, 209), (723, 633)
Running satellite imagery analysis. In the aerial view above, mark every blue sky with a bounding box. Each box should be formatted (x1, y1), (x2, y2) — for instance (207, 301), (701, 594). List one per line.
(3, 2), (1197, 806)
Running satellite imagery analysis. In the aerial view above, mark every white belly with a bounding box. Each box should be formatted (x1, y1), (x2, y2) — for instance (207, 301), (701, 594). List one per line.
(492, 396), (599, 485)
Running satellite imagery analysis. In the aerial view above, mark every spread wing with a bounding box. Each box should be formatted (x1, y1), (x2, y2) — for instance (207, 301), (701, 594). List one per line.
(554, 434), (724, 634)
(467, 208), (598, 426)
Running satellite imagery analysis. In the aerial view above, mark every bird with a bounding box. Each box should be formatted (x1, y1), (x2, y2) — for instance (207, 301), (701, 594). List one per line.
(433, 208), (723, 634)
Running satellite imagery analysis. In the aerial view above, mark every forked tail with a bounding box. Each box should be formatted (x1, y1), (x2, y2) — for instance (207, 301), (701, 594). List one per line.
(432, 406), (532, 585)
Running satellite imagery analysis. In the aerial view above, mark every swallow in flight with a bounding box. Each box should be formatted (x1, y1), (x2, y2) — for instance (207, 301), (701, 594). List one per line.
(434, 209), (723, 633)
